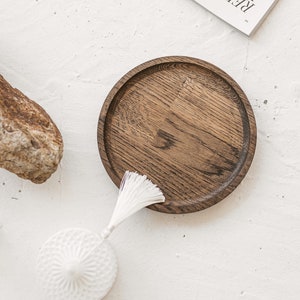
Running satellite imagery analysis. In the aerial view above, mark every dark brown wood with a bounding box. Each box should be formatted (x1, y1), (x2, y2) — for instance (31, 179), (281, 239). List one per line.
(97, 56), (256, 214)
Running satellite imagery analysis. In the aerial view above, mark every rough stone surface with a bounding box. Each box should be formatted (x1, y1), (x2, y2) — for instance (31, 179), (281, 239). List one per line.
(0, 75), (63, 183)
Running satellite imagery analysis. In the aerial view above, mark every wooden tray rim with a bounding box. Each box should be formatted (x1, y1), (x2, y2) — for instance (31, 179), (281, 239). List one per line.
(97, 56), (257, 214)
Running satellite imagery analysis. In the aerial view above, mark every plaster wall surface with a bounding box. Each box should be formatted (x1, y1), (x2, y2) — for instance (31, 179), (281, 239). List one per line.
(0, 1), (299, 299)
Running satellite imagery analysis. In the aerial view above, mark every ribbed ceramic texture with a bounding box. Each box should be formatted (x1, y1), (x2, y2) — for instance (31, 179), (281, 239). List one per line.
(36, 228), (117, 300)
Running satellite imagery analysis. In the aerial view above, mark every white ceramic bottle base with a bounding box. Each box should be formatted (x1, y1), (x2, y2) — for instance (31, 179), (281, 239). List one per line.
(37, 228), (117, 300)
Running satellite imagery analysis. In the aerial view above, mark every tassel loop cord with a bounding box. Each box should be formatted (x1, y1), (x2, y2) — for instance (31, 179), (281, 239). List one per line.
(101, 226), (115, 240)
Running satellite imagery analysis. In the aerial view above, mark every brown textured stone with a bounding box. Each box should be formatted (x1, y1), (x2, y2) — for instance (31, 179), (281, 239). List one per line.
(0, 75), (63, 183)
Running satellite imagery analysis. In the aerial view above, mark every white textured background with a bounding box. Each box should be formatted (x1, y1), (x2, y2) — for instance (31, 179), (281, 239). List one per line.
(0, 0), (299, 299)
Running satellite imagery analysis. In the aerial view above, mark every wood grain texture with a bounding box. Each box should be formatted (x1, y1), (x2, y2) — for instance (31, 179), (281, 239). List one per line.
(97, 56), (256, 214)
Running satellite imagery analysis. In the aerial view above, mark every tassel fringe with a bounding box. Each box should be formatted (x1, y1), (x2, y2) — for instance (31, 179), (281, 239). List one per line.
(101, 171), (165, 239)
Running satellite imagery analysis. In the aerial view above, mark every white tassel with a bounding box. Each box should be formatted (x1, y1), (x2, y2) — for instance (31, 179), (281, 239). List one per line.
(101, 171), (165, 239)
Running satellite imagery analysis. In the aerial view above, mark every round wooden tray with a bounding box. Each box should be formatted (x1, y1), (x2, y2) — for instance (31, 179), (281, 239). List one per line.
(97, 56), (256, 214)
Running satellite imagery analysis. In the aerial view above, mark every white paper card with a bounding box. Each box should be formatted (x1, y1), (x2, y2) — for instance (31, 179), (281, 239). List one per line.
(193, 0), (279, 35)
